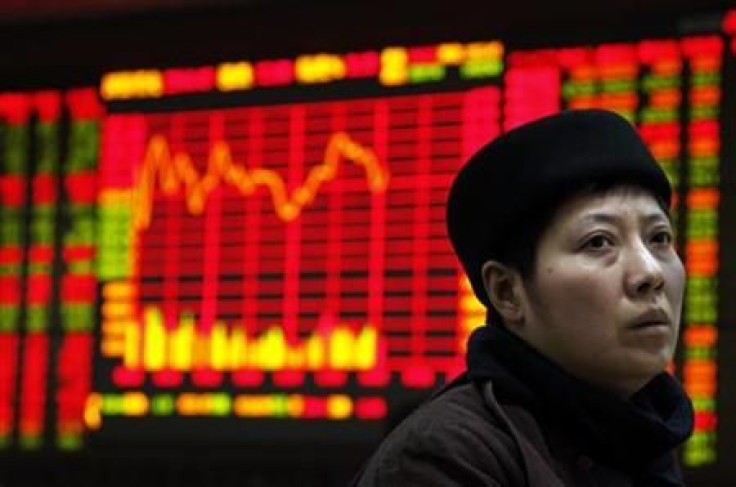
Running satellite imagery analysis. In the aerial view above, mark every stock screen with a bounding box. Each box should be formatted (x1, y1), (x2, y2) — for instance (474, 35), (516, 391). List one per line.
(1, 11), (736, 478)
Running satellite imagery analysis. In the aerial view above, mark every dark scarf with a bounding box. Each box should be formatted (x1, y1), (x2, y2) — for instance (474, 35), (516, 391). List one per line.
(466, 324), (694, 486)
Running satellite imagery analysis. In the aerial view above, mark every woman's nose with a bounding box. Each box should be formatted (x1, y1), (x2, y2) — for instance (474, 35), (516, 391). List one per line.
(625, 240), (665, 298)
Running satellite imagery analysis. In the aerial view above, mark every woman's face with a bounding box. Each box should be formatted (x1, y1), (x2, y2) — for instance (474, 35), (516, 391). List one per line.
(517, 186), (685, 396)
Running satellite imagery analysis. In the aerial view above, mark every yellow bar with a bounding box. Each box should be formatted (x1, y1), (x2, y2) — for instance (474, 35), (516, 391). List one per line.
(123, 392), (149, 416)
(170, 314), (194, 371)
(354, 327), (377, 370)
(193, 333), (210, 369)
(381, 47), (407, 64)
(229, 326), (247, 369)
(306, 334), (324, 370)
(84, 393), (103, 430)
(234, 395), (272, 417)
(103, 281), (137, 300)
(295, 54), (346, 83)
(437, 43), (465, 64)
(177, 393), (213, 416)
(102, 301), (135, 319)
(216, 62), (253, 91)
(286, 395), (304, 417)
(177, 393), (199, 416)
(329, 327), (353, 369)
(380, 47), (408, 86)
(467, 41), (503, 60)
(201, 394), (214, 415)
(379, 66), (407, 86)
(327, 395), (352, 419)
(101, 340), (125, 357)
(211, 321), (228, 371)
(100, 70), (163, 100)
(143, 307), (166, 371)
(123, 319), (140, 368)
(102, 320), (128, 335)
(261, 328), (286, 370)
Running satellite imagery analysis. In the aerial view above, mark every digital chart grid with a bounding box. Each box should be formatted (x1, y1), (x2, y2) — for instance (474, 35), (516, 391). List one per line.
(93, 88), (500, 423)
(1, 20), (734, 476)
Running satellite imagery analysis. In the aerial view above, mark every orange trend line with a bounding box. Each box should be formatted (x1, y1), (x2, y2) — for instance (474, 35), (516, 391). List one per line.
(133, 132), (389, 229)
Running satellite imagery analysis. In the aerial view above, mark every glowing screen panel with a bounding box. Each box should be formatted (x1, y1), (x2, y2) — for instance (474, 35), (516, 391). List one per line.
(94, 89), (500, 424)
(0, 89), (101, 450)
(90, 32), (725, 464)
(89, 40), (504, 444)
(1, 13), (736, 479)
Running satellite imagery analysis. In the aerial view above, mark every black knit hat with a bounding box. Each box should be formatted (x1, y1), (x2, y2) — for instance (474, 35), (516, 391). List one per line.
(446, 109), (672, 307)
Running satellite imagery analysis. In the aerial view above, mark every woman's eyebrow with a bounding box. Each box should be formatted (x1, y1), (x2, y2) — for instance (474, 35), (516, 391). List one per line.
(574, 212), (620, 227)
(642, 213), (670, 225)
(572, 211), (668, 230)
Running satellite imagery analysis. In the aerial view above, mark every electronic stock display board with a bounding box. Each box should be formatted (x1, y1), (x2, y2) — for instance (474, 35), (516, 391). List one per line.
(1, 8), (736, 478)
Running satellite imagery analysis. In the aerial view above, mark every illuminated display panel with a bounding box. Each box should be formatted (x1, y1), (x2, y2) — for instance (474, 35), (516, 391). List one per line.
(0, 11), (735, 482)
(89, 31), (730, 466)
(91, 41), (503, 440)
(681, 36), (721, 467)
(0, 89), (101, 450)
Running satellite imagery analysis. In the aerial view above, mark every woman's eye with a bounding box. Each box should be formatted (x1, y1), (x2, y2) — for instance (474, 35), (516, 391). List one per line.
(584, 235), (611, 250)
(651, 231), (673, 245)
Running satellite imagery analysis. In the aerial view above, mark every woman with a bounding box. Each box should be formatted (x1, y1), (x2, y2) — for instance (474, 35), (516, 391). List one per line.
(351, 109), (693, 486)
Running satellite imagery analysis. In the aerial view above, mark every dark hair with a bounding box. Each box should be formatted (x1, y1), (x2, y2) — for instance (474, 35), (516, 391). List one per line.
(485, 180), (671, 325)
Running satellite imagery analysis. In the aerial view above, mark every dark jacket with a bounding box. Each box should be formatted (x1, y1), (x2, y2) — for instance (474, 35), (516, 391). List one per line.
(351, 324), (692, 486)
(351, 378), (637, 486)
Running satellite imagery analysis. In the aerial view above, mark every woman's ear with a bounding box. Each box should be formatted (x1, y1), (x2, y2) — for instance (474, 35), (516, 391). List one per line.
(481, 261), (526, 326)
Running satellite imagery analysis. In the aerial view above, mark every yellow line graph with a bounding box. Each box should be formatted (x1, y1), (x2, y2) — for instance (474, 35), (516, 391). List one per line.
(132, 131), (389, 229)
